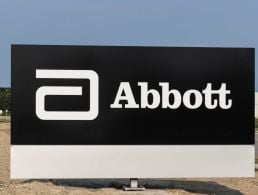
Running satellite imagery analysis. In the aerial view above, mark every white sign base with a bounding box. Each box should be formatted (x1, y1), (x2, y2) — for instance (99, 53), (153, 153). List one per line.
(11, 145), (254, 178)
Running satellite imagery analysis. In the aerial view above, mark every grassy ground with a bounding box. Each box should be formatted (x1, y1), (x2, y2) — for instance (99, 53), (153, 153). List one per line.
(0, 120), (10, 123)
(255, 119), (258, 132)
(0, 116), (10, 123)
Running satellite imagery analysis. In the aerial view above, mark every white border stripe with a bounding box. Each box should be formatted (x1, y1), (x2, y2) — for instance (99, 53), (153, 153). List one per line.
(11, 145), (254, 178)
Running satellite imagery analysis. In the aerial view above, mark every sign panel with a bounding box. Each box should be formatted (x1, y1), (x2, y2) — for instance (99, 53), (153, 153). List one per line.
(11, 45), (255, 178)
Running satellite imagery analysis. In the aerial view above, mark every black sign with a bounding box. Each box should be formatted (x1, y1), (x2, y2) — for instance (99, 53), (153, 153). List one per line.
(11, 45), (254, 145)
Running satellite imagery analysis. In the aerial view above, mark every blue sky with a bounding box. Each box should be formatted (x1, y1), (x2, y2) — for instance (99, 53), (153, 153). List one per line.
(0, 0), (258, 89)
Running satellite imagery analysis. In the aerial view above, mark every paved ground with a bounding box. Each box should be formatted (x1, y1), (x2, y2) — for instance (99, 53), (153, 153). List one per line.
(1, 123), (258, 194)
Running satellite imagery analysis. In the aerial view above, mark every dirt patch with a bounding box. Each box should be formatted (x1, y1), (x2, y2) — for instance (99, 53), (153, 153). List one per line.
(0, 123), (10, 184)
(1, 123), (257, 194)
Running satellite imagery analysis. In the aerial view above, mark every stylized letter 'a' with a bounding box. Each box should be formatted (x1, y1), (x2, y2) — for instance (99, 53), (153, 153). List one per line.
(35, 69), (99, 120)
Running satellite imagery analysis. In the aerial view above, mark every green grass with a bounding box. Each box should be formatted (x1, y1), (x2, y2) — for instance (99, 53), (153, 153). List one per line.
(256, 119), (258, 128)
(255, 119), (258, 132)
(0, 118), (10, 123)
(0, 120), (10, 123)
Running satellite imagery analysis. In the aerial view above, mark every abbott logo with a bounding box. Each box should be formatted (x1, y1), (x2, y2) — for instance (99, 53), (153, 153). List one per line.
(35, 69), (232, 121)
(35, 69), (99, 120)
